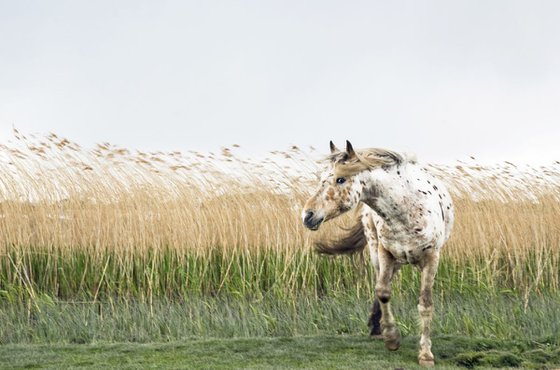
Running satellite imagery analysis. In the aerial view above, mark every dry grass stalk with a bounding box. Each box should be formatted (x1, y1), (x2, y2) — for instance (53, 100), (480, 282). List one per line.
(0, 131), (559, 293)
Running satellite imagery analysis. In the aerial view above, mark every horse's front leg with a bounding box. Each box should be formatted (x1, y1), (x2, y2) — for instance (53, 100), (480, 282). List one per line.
(375, 242), (400, 351)
(417, 251), (440, 366)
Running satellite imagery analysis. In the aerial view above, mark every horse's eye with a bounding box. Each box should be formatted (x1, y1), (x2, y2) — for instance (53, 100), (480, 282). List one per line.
(336, 177), (346, 184)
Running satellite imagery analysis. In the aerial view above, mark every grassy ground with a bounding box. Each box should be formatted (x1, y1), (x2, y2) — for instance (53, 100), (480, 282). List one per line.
(1, 335), (559, 369)
(1, 292), (558, 368)
(2, 292), (559, 344)
(2, 257), (559, 369)
(2, 251), (558, 368)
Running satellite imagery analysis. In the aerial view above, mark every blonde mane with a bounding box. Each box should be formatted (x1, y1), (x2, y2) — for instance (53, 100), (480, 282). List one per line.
(333, 148), (416, 178)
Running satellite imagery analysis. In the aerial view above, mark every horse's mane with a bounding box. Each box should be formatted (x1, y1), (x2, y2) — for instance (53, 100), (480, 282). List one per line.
(331, 148), (417, 177)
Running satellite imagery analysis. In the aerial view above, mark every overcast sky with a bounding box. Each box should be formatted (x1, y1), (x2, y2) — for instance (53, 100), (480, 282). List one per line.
(1, 0), (560, 163)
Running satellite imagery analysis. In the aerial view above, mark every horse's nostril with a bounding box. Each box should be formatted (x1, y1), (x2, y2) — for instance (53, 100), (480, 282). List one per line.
(303, 210), (323, 230)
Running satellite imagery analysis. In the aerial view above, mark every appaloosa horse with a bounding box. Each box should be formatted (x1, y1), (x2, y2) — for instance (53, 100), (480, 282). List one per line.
(302, 141), (454, 366)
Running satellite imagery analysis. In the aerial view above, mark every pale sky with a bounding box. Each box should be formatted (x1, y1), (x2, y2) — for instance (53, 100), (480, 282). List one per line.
(1, 0), (560, 164)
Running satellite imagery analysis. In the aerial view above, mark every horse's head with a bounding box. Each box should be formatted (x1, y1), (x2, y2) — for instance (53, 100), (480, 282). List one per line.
(302, 140), (365, 231)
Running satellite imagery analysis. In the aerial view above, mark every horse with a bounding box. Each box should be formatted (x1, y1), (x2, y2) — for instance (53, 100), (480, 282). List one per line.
(302, 140), (454, 366)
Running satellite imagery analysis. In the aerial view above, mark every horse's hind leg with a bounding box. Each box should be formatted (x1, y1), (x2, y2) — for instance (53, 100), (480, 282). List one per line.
(417, 251), (440, 366)
(364, 214), (383, 338)
(368, 297), (382, 337)
(375, 243), (400, 351)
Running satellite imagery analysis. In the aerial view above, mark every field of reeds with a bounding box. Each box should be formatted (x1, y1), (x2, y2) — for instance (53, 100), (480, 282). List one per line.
(1, 130), (559, 357)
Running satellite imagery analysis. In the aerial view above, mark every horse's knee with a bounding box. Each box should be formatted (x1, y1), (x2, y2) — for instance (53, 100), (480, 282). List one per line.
(418, 304), (433, 317)
(376, 286), (391, 303)
(419, 288), (433, 308)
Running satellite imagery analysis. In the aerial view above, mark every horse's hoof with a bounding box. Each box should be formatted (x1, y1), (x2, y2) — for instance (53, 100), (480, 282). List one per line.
(418, 353), (435, 367)
(418, 359), (435, 367)
(385, 338), (400, 351)
(383, 328), (401, 351)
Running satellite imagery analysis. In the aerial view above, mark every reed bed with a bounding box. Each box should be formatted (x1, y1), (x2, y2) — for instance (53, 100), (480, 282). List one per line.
(0, 130), (559, 304)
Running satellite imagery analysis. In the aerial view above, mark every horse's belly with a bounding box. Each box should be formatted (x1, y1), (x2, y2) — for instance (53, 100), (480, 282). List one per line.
(380, 236), (435, 265)
(385, 245), (422, 264)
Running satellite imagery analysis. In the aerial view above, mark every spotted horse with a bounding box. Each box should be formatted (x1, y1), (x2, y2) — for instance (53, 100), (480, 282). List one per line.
(302, 141), (454, 366)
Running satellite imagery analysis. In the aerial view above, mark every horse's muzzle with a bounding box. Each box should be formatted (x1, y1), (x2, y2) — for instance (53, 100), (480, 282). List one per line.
(303, 210), (324, 231)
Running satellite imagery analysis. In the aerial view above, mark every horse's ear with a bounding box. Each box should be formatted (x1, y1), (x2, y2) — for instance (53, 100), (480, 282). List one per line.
(346, 140), (356, 159)
(329, 141), (339, 153)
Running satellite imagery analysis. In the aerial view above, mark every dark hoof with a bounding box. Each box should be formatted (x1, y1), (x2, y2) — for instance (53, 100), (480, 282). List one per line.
(385, 338), (401, 351)
(383, 327), (401, 351)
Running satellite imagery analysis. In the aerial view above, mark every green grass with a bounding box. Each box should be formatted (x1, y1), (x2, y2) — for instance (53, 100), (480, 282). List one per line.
(1, 250), (559, 368)
(1, 335), (559, 369)
(1, 292), (558, 345)
(2, 249), (558, 302)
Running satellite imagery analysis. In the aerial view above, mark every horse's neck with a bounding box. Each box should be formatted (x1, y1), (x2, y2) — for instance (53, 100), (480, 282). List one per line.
(359, 166), (414, 224)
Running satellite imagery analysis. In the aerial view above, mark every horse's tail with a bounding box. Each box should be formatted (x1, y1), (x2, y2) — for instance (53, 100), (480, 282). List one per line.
(315, 219), (367, 255)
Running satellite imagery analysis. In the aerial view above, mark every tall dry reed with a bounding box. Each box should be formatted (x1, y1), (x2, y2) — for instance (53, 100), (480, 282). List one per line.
(0, 130), (559, 297)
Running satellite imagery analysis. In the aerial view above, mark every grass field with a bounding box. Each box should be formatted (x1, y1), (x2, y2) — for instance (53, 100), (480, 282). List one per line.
(2, 290), (559, 342)
(1, 132), (559, 368)
(2, 335), (559, 369)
